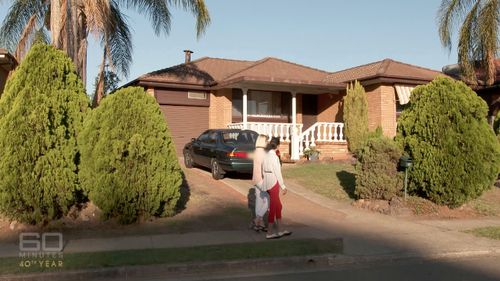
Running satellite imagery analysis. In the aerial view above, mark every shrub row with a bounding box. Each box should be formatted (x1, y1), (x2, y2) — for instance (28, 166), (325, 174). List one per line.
(351, 78), (499, 208)
(0, 44), (182, 225)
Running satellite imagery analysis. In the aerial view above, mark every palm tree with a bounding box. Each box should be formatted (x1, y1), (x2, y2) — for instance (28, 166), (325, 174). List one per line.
(438, 0), (499, 85)
(0, 0), (211, 104)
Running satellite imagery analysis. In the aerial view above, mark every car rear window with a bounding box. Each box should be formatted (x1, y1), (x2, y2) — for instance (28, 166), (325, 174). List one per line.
(222, 131), (257, 145)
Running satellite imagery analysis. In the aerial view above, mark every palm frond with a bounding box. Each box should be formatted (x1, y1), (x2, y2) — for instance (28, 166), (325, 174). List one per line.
(0, 0), (48, 52)
(123, 0), (172, 35)
(101, 0), (133, 77)
(123, 0), (210, 37)
(457, 0), (481, 83)
(477, 0), (499, 84)
(438, 0), (477, 50)
(14, 14), (38, 60)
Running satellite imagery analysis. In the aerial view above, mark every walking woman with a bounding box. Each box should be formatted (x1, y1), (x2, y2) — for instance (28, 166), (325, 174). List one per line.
(262, 137), (292, 239)
(252, 134), (269, 231)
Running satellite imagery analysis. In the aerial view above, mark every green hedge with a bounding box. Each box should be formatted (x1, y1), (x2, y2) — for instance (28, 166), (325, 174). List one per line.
(355, 137), (403, 200)
(0, 44), (89, 224)
(396, 77), (500, 207)
(78, 87), (182, 224)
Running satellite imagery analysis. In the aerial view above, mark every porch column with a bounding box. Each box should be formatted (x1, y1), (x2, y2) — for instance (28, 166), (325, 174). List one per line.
(242, 88), (248, 129)
(291, 91), (299, 160)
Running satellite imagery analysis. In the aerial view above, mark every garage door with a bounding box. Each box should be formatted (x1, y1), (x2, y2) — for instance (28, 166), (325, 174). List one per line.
(160, 105), (209, 155)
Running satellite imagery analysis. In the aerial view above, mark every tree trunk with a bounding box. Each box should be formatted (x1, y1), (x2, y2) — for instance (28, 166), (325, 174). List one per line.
(92, 50), (106, 107)
(485, 50), (496, 86)
(50, 0), (62, 48)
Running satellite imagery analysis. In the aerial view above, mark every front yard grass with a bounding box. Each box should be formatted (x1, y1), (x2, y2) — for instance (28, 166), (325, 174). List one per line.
(283, 162), (356, 202)
(465, 226), (500, 240)
(0, 238), (342, 275)
(469, 187), (500, 217)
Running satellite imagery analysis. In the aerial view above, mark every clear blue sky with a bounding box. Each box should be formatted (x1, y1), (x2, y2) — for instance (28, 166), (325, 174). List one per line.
(0, 0), (458, 93)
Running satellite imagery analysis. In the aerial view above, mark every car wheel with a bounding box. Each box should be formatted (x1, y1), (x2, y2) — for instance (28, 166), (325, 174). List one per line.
(211, 159), (224, 180)
(184, 151), (194, 168)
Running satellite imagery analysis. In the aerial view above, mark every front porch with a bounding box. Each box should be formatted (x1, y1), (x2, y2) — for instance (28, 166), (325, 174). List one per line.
(213, 78), (348, 160)
(228, 121), (348, 160)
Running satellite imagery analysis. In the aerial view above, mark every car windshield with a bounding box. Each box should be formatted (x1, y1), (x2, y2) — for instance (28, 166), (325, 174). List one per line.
(222, 131), (257, 145)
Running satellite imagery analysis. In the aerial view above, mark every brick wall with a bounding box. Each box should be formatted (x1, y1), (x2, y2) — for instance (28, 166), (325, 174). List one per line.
(365, 84), (397, 137)
(379, 85), (397, 137)
(317, 92), (345, 122)
(313, 142), (350, 160)
(209, 89), (232, 129)
(365, 84), (382, 132)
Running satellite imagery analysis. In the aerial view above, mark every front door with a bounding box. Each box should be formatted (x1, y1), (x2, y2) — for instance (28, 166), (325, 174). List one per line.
(302, 95), (318, 130)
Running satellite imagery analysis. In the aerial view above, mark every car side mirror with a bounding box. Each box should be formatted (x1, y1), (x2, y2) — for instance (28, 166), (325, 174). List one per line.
(191, 138), (196, 142)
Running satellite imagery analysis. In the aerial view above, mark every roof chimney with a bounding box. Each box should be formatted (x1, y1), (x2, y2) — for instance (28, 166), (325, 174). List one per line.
(184, 50), (193, 63)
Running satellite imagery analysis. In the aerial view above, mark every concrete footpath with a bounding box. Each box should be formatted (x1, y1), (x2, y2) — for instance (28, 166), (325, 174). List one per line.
(1, 167), (500, 280)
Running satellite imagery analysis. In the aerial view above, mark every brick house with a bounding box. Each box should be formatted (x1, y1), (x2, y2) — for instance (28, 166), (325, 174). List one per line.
(0, 49), (17, 94)
(128, 52), (442, 160)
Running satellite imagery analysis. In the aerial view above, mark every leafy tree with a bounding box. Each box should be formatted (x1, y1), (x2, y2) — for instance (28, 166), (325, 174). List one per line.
(396, 77), (500, 207)
(438, 0), (499, 85)
(343, 80), (369, 153)
(0, 0), (211, 105)
(355, 136), (403, 200)
(79, 87), (182, 224)
(0, 44), (89, 224)
(92, 67), (120, 102)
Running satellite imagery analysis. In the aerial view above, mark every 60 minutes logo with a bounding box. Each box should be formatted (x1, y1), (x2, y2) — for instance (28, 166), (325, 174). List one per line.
(19, 232), (63, 252)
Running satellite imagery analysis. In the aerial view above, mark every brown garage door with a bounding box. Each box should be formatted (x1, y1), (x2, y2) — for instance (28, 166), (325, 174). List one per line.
(160, 105), (208, 155)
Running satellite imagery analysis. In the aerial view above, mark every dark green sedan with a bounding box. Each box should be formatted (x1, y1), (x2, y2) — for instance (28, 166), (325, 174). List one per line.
(183, 129), (258, 179)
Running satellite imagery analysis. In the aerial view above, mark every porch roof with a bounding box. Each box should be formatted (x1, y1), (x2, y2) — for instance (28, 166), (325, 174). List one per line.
(214, 75), (345, 94)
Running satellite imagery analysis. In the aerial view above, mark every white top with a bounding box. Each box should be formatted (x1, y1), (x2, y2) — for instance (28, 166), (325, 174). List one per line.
(262, 149), (286, 191)
(252, 147), (266, 187)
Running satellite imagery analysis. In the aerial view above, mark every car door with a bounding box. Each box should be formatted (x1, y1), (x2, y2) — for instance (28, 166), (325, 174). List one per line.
(200, 131), (218, 165)
(192, 131), (209, 166)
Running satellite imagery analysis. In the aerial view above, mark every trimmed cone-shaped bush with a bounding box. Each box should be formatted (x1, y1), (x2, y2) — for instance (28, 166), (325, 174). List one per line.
(355, 137), (403, 200)
(343, 81), (369, 153)
(396, 77), (500, 207)
(0, 44), (89, 224)
(79, 87), (182, 224)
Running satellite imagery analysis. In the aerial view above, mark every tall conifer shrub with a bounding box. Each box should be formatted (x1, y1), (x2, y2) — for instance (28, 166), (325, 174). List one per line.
(343, 81), (369, 152)
(0, 44), (89, 224)
(397, 77), (500, 207)
(78, 87), (182, 224)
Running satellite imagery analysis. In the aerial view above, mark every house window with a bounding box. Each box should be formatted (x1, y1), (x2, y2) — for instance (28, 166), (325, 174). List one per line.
(232, 89), (289, 119)
(395, 93), (409, 119)
(188, 91), (207, 100)
(394, 85), (414, 119)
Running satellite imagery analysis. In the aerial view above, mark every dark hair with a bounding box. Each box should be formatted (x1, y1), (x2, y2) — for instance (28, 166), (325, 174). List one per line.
(266, 137), (280, 151)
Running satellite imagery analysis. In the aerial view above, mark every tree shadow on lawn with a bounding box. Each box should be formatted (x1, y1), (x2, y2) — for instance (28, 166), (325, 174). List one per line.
(175, 171), (191, 214)
(336, 170), (356, 199)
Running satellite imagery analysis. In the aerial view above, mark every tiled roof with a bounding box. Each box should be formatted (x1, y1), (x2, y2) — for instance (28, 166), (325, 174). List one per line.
(134, 57), (443, 88)
(139, 57), (255, 85)
(221, 57), (330, 83)
(137, 57), (331, 86)
(324, 59), (442, 83)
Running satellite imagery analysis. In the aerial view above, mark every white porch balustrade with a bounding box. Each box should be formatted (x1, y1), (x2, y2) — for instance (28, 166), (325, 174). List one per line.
(228, 121), (346, 157)
(228, 122), (303, 142)
(298, 122), (345, 155)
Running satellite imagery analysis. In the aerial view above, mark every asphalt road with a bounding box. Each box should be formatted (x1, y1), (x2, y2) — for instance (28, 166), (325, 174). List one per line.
(153, 256), (500, 281)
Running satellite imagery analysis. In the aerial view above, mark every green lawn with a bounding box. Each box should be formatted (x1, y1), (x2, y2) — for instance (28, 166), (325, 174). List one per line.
(283, 162), (356, 201)
(0, 238), (343, 275)
(465, 226), (500, 240)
